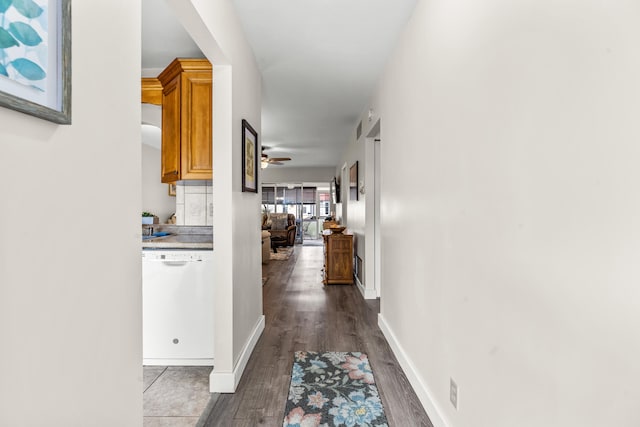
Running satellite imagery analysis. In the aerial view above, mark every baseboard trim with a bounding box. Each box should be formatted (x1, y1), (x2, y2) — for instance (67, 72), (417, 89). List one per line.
(143, 358), (213, 366)
(355, 276), (378, 300)
(378, 313), (449, 427)
(209, 315), (265, 393)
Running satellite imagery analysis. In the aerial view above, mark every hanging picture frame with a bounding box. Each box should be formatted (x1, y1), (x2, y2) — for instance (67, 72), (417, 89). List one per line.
(242, 119), (258, 193)
(350, 161), (358, 201)
(0, 0), (72, 124)
(331, 176), (341, 204)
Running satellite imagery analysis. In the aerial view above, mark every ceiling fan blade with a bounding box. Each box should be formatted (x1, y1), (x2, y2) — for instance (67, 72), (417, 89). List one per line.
(268, 157), (291, 161)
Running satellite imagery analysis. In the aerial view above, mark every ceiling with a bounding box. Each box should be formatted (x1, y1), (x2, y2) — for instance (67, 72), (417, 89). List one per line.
(141, 0), (204, 76)
(141, 0), (418, 168)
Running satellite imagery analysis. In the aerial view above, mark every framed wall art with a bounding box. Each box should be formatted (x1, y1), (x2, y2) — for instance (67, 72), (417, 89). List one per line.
(242, 119), (258, 193)
(350, 161), (358, 201)
(0, 0), (71, 124)
(330, 176), (341, 204)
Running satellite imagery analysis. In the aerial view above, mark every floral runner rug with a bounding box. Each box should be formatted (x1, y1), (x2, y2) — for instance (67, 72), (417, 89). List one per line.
(283, 351), (389, 427)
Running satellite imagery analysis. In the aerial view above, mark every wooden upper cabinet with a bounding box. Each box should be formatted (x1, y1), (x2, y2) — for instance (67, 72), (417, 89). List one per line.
(141, 78), (162, 105)
(161, 77), (181, 182)
(157, 58), (213, 183)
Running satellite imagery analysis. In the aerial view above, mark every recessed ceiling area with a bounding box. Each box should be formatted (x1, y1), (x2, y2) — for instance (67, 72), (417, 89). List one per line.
(141, 124), (161, 150)
(141, 0), (418, 167)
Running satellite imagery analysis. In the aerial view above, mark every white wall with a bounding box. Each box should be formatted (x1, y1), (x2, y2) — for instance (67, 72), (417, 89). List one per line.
(337, 124), (375, 296)
(262, 166), (335, 184)
(168, 0), (264, 391)
(142, 144), (176, 222)
(366, 0), (640, 426)
(0, 1), (142, 425)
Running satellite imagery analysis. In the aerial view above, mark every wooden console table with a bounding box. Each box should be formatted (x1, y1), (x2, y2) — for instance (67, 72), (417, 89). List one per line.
(322, 229), (353, 285)
(322, 220), (339, 230)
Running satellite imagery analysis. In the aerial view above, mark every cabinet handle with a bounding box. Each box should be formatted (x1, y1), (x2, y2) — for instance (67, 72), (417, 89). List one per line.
(173, 170), (179, 175)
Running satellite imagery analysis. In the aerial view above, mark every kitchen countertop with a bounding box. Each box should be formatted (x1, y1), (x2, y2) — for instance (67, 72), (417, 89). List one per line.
(142, 234), (213, 249)
(141, 225), (213, 250)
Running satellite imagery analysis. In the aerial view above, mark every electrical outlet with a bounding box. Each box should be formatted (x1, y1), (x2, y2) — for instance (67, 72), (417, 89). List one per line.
(450, 378), (458, 410)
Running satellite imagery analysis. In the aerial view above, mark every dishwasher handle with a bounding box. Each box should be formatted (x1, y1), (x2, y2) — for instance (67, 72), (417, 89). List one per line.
(162, 261), (190, 266)
(143, 258), (203, 265)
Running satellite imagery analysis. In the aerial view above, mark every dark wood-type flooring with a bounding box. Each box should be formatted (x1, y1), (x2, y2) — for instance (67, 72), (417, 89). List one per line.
(202, 245), (433, 426)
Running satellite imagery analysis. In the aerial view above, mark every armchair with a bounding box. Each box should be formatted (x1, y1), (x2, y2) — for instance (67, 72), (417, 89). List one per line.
(262, 213), (296, 247)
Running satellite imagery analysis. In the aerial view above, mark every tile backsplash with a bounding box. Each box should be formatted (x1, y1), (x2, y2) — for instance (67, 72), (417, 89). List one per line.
(175, 181), (213, 225)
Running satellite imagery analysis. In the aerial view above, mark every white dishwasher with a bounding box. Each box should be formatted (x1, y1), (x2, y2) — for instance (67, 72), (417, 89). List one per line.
(142, 250), (214, 366)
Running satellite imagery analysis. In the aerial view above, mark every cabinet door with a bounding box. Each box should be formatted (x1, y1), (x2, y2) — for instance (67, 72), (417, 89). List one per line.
(161, 76), (181, 183)
(327, 236), (353, 283)
(181, 72), (212, 180)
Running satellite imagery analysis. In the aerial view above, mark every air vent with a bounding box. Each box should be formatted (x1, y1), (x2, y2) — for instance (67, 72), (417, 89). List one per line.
(356, 121), (362, 140)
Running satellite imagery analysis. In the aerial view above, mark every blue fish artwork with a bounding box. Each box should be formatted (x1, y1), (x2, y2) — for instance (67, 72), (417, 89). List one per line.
(0, 0), (48, 91)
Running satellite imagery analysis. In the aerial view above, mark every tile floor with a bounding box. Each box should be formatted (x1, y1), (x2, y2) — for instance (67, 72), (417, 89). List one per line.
(143, 366), (214, 427)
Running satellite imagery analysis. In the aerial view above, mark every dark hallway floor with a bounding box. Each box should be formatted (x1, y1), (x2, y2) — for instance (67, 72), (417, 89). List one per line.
(202, 245), (432, 426)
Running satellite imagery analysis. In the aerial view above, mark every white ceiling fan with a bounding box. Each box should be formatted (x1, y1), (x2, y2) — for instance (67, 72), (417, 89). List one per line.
(261, 145), (291, 168)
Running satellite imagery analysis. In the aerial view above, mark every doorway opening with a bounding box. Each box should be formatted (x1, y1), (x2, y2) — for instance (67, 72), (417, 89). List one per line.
(261, 182), (333, 246)
(365, 119), (382, 299)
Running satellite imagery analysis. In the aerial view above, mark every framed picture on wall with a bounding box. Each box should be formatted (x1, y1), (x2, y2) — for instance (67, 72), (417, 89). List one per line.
(350, 161), (358, 201)
(331, 176), (341, 204)
(0, 0), (72, 124)
(242, 119), (258, 193)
